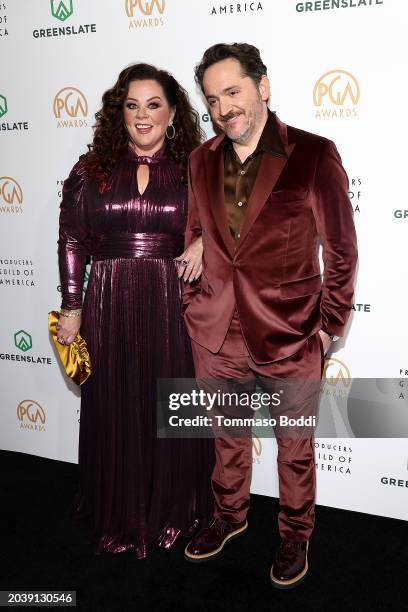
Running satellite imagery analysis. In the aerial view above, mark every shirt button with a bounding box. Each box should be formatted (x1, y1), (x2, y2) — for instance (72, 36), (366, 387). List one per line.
(237, 201), (243, 207)
(237, 233), (241, 239)
(240, 170), (246, 175)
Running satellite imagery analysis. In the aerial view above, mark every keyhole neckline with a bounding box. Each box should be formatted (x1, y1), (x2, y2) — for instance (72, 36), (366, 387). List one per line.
(136, 164), (150, 196)
(127, 142), (167, 165)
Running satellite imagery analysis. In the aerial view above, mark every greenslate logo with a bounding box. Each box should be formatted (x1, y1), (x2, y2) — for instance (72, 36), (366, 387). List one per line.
(0, 95), (7, 119)
(51, 0), (73, 22)
(14, 330), (33, 352)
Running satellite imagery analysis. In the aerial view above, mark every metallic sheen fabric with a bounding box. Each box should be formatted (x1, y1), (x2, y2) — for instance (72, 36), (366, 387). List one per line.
(48, 311), (91, 385)
(58, 145), (214, 557)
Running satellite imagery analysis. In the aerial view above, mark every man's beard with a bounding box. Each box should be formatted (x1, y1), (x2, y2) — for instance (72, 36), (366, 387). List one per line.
(220, 100), (264, 145)
(229, 119), (253, 144)
(219, 110), (250, 142)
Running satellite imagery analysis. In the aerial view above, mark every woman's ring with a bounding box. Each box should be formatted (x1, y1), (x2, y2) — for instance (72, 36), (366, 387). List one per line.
(181, 259), (189, 267)
(58, 337), (65, 345)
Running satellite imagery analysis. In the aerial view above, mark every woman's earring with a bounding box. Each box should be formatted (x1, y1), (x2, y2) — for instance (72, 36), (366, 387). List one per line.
(166, 123), (176, 140)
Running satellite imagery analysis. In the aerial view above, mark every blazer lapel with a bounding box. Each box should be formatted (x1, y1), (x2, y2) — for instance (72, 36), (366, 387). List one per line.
(204, 142), (235, 258)
(236, 142), (295, 250)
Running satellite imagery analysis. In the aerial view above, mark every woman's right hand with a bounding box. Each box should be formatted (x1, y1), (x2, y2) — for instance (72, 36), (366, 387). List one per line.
(56, 313), (82, 345)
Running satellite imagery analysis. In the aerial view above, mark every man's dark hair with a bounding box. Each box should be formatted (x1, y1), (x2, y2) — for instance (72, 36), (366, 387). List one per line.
(195, 43), (267, 91)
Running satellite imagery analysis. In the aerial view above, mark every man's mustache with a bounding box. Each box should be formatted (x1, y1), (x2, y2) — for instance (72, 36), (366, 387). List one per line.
(219, 111), (244, 123)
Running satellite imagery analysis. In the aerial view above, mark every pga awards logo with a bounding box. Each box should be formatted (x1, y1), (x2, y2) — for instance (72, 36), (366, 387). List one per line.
(53, 87), (88, 128)
(252, 433), (262, 465)
(125, 0), (165, 29)
(0, 177), (23, 214)
(322, 358), (352, 399)
(313, 70), (360, 119)
(17, 400), (46, 432)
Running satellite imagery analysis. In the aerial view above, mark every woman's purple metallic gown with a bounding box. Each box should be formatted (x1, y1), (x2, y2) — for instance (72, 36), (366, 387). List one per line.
(58, 145), (214, 558)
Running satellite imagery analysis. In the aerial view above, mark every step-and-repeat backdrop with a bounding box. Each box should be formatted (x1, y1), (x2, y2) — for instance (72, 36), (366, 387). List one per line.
(1, 1), (407, 521)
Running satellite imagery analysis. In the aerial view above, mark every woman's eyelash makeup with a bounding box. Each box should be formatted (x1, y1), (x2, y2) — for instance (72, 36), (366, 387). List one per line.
(125, 102), (162, 109)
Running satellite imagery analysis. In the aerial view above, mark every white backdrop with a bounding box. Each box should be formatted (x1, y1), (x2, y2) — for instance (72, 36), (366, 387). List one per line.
(1, 0), (407, 521)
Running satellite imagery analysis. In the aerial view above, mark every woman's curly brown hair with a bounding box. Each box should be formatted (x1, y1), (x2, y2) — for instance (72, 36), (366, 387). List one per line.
(85, 63), (204, 183)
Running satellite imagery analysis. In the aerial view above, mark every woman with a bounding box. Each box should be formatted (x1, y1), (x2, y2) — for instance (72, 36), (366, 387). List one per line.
(57, 64), (214, 558)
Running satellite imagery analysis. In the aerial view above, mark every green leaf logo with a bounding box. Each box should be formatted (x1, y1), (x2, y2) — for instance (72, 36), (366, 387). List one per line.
(51, 0), (73, 22)
(0, 94), (7, 119)
(14, 330), (33, 353)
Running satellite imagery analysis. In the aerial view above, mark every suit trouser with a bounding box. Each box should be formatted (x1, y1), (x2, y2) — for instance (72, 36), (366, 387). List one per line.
(190, 312), (324, 541)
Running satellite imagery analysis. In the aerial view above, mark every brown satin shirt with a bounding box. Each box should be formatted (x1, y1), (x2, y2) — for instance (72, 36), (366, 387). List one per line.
(224, 110), (287, 242)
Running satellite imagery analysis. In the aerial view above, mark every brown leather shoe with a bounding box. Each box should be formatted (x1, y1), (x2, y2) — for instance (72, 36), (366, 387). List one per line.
(270, 540), (309, 589)
(184, 518), (248, 562)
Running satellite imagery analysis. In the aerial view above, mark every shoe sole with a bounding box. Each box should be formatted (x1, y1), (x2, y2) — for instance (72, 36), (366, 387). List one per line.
(184, 521), (248, 563)
(270, 541), (309, 590)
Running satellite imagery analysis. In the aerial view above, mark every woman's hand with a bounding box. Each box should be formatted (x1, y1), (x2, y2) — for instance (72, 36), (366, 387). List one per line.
(56, 313), (82, 345)
(175, 236), (203, 283)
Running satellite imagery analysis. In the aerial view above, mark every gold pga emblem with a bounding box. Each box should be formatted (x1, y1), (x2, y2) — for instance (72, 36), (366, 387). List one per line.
(53, 87), (88, 118)
(0, 177), (23, 205)
(313, 70), (360, 107)
(17, 400), (46, 425)
(125, 0), (165, 16)
(252, 433), (262, 457)
(323, 358), (352, 389)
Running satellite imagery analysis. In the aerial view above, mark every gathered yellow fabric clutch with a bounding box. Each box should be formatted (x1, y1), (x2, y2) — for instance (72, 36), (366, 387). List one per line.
(48, 311), (91, 385)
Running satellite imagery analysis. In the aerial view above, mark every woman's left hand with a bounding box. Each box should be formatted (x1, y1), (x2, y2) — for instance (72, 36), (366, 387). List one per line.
(175, 236), (203, 282)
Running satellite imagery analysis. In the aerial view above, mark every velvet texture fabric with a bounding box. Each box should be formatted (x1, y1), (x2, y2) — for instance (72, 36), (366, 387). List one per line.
(183, 115), (358, 363)
(191, 312), (323, 541)
(58, 145), (214, 558)
(183, 116), (358, 542)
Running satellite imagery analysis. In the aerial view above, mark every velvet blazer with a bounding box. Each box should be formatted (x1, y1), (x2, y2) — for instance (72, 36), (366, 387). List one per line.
(183, 116), (358, 364)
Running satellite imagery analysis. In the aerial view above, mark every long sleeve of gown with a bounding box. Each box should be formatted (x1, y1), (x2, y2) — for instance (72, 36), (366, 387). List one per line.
(58, 157), (91, 310)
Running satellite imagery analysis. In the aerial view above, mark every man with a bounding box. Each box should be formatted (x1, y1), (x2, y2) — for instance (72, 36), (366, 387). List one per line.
(182, 43), (357, 589)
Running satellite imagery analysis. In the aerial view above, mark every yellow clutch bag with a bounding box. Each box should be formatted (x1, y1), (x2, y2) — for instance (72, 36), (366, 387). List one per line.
(48, 310), (91, 385)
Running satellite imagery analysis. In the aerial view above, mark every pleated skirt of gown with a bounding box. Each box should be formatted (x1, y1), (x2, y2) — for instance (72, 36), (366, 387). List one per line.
(77, 256), (214, 558)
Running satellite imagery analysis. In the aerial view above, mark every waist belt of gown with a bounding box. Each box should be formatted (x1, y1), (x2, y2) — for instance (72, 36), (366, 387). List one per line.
(92, 233), (184, 260)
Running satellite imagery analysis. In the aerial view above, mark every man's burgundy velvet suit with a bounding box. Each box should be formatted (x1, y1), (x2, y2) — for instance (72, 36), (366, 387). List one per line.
(183, 115), (358, 539)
